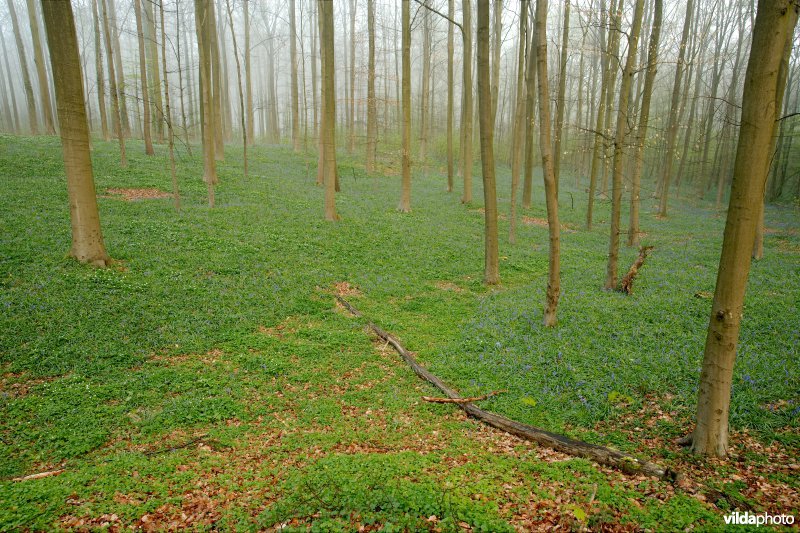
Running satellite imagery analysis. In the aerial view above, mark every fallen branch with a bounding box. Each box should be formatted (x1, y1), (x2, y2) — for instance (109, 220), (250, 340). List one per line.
(13, 469), (65, 482)
(618, 246), (654, 294)
(423, 390), (506, 403)
(335, 295), (678, 482)
(144, 434), (208, 457)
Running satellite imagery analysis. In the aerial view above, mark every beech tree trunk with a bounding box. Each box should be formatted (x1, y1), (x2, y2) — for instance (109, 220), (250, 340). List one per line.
(6, 0), (38, 134)
(446, 0), (455, 192)
(318, 0), (338, 221)
(25, 0), (54, 134)
(553, 0), (570, 189)
(290, 0), (300, 152)
(692, 0), (798, 458)
(605, 0), (644, 289)
(461, 0), (474, 204)
(91, 0), (109, 141)
(628, 0), (662, 247)
(133, 0), (154, 155)
(399, 0), (412, 213)
(366, 0), (377, 172)
(224, 0), (247, 181)
(536, 0), (561, 327)
(522, 7), (538, 210)
(509, 0), (528, 244)
(101, 0), (127, 167)
(657, 0), (694, 217)
(41, 0), (109, 266)
(476, 0), (499, 285)
(195, 0), (218, 206)
(159, 0), (180, 211)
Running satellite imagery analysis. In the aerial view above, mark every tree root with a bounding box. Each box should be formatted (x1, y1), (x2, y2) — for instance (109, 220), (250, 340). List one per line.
(335, 295), (678, 482)
(618, 246), (654, 294)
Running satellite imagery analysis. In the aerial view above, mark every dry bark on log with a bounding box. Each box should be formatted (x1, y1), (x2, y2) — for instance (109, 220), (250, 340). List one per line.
(618, 246), (654, 294)
(12, 469), (64, 481)
(335, 294), (678, 481)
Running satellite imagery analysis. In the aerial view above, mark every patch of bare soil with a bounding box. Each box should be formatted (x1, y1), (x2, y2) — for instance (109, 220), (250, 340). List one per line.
(521, 216), (577, 232)
(333, 281), (362, 297)
(434, 281), (465, 293)
(104, 188), (173, 201)
(0, 371), (58, 398)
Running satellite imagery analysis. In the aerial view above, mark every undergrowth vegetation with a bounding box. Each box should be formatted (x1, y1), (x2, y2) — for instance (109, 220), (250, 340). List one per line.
(0, 134), (797, 530)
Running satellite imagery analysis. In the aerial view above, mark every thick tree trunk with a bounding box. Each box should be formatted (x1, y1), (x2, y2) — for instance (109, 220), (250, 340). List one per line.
(41, 0), (109, 266)
(133, 0), (154, 155)
(101, 0), (127, 167)
(366, 0), (377, 172)
(399, 0), (412, 213)
(6, 0), (38, 134)
(605, 0), (644, 289)
(628, 0), (662, 247)
(477, 0), (499, 285)
(692, 0), (798, 459)
(536, 0), (561, 327)
(143, 0), (164, 143)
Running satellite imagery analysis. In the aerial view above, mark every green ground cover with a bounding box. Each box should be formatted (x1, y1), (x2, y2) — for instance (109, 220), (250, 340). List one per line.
(0, 134), (798, 530)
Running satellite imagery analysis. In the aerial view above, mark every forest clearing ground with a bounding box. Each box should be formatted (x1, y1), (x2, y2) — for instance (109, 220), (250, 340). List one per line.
(0, 136), (798, 530)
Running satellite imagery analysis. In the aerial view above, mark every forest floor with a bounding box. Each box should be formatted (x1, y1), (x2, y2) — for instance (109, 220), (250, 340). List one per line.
(0, 135), (798, 531)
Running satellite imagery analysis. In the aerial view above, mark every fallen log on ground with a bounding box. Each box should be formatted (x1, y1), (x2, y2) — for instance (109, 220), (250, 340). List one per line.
(335, 294), (678, 482)
(423, 390), (506, 403)
(618, 246), (654, 294)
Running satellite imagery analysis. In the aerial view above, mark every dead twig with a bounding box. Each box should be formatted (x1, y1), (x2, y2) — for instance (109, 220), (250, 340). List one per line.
(144, 434), (208, 457)
(13, 469), (65, 482)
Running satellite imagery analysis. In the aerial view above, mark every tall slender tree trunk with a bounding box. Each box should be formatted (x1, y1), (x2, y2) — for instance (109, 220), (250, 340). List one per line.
(224, 0), (247, 181)
(244, 0), (253, 145)
(522, 9), (538, 210)
(692, 0), (798, 458)
(41, 0), (110, 266)
(143, 0), (164, 143)
(419, 7), (431, 162)
(586, 0), (613, 229)
(399, 0), (412, 212)
(106, 0), (129, 137)
(657, 0), (694, 217)
(446, 0), (455, 192)
(318, 0), (338, 220)
(290, 0), (300, 152)
(509, 0), (528, 244)
(461, 0), (474, 204)
(6, 0), (38, 134)
(605, 0), (644, 289)
(25, 0), (54, 134)
(348, 0), (357, 153)
(175, 5), (191, 154)
(91, 0), (109, 141)
(752, 28), (793, 260)
(553, 0), (570, 189)
(628, 0), (662, 247)
(366, 0), (377, 172)
(159, 0), (180, 210)
(536, 0), (561, 327)
(101, 0), (127, 166)
(195, 0), (217, 206)
(133, 0), (154, 155)
(476, 0), (499, 285)
(599, 0), (621, 197)
(208, 0), (225, 158)
(490, 0), (502, 126)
